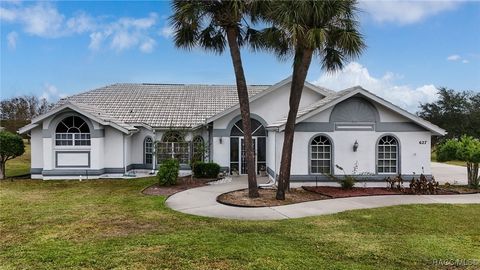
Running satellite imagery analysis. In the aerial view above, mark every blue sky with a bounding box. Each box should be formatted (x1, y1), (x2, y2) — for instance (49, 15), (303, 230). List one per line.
(1, 0), (479, 112)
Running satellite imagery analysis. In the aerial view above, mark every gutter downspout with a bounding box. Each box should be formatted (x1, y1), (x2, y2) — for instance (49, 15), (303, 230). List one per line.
(152, 130), (156, 174)
(123, 131), (135, 175)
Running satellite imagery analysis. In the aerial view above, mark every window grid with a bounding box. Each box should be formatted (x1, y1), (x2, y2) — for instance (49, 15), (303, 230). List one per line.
(55, 133), (91, 146)
(156, 142), (190, 164)
(192, 136), (205, 162)
(145, 137), (153, 164)
(310, 136), (331, 174)
(377, 136), (398, 174)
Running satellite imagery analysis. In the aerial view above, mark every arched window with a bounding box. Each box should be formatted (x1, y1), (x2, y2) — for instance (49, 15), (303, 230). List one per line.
(230, 118), (266, 136)
(377, 135), (399, 174)
(144, 137), (153, 164)
(158, 130), (189, 164)
(55, 116), (91, 146)
(192, 136), (205, 162)
(162, 130), (184, 142)
(310, 135), (332, 174)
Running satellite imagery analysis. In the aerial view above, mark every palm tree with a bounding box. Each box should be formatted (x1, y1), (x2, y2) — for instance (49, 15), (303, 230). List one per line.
(170, 0), (261, 198)
(253, 0), (365, 200)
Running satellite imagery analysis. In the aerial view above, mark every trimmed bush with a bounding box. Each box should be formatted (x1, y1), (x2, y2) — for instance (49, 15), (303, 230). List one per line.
(339, 176), (356, 189)
(157, 159), (179, 186)
(193, 162), (220, 178)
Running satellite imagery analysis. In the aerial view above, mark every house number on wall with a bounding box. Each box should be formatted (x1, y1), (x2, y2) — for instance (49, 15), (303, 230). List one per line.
(419, 140), (427, 144)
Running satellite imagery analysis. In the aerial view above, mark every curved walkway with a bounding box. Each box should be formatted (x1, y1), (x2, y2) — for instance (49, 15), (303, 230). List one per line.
(166, 176), (480, 220)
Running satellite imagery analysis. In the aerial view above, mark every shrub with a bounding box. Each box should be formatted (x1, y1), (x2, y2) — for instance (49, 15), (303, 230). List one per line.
(157, 159), (179, 186)
(437, 136), (480, 188)
(385, 174), (405, 191)
(339, 176), (356, 189)
(193, 162), (220, 178)
(0, 131), (25, 179)
(436, 139), (460, 162)
(409, 174), (439, 194)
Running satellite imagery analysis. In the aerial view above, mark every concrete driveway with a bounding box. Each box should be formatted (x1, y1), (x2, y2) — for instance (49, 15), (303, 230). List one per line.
(431, 162), (468, 185)
(166, 170), (479, 220)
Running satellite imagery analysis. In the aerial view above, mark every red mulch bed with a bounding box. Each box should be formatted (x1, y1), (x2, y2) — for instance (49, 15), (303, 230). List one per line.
(303, 186), (403, 198)
(303, 186), (459, 198)
(142, 176), (215, 196)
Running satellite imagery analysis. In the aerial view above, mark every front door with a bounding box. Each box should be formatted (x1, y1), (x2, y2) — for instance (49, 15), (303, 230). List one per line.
(240, 137), (256, 175)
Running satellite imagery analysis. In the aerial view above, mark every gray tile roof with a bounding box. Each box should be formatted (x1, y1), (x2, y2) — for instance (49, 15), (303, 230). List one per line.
(70, 101), (138, 131)
(60, 83), (270, 128)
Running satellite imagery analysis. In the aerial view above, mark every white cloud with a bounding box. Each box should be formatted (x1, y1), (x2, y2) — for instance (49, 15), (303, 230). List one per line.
(2, 2), (159, 53)
(21, 3), (65, 37)
(313, 62), (439, 112)
(88, 32), (106, 51)
(40, 83), (66, 101)
(66, 11), (96, 34)
(0, 2), (94, 38)
(360, 0), (459, 25)
(159, 25), (174, 38)
(0, 7), (17, 21)
(89, 12), (158, 53)
(140, 37), (155, 53)
(446, 54), (470, 63)
(7, 31), (18, 50)
(447, 54), (461, 61)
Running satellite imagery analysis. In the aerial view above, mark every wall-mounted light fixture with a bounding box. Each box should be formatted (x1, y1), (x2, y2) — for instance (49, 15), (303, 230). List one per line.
(353, 140), (359, 152)
(219, 137), (223, 144)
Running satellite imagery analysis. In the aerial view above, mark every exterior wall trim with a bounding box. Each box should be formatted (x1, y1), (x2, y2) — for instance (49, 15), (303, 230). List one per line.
(292, 121), (427, 133)
(289, 174), (432, 182)
(334, 122), (375, 131)
(55, 151), (91, 168)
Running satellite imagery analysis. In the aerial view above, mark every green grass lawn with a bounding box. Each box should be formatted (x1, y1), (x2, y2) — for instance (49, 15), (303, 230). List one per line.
(1, 178), (479, 270)
(5, 141), (31, 178)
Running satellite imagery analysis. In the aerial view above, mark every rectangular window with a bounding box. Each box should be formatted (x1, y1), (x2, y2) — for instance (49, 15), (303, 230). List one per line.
(311, 145), (331, 174)
(74, 134), (91, 146)
(230, 138), (239, 174)
(378, 145), (397, 174)
(55, 133), (73, 146)
(55, 133), (90, 146)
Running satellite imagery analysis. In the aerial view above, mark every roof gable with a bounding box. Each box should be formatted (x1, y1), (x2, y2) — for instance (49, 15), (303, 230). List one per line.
(205, 76), (332, 124)
(269, 86), (446, 136)
(18, 101), (137, 134)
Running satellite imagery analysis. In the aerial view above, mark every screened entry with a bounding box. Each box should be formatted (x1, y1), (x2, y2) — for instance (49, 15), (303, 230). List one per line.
(230, 118), (266, 175)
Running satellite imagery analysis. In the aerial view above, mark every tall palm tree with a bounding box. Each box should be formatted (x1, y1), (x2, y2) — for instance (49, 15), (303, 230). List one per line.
(253, 0), (365, 200)
(170, 0), (261, 197)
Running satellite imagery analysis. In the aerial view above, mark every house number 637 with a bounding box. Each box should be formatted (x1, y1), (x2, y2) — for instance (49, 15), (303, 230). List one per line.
(419, 141), (427, 144)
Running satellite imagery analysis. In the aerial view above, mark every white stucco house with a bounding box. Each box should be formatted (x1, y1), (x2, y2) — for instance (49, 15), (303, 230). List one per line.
(19, 77), (445, 181)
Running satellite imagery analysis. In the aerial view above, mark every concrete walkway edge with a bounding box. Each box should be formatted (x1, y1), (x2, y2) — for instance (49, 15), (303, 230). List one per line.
(165, 177), (480, 220)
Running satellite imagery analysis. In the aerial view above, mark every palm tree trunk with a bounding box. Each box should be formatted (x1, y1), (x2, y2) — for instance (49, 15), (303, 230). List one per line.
(226, 27), (259, 198)
(276, 48), (313, 200)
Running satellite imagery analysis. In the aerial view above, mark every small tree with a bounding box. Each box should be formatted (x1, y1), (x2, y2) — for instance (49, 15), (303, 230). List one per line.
(437, 136), (480, 188)
(158, 159), (180, 186)
(0, 131), (25, 179)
